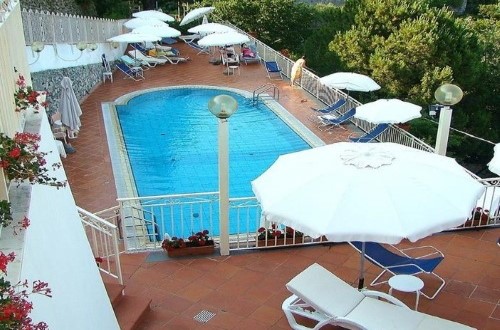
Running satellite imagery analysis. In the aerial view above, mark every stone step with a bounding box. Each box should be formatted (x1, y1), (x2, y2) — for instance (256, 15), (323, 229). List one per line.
(104, 282), (125, 308)
(114, 295), (152, 330)
(104, 282), (151, 330)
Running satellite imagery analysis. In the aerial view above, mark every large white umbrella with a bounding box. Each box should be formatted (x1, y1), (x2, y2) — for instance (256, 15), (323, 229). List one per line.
(252, 142), (485, 286)
(132, 10), (175, 22)
(355, 99), (422, 124)
(132, 25), (181, 38)
(320, 72), (381, 92)
(188, 23), (235, 35)
(488, 143), (500, 176)
(180, 7), (215, 26)
(123, 17), (166, 29)
(198, 31), (250, 47)
(107, 32), (161, 43)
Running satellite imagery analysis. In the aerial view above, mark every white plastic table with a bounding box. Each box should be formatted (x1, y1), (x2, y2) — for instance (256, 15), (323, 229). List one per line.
(388, 274), (424, 310)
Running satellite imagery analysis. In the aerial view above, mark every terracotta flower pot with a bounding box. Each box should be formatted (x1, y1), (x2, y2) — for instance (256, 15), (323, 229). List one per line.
(166, 241), (215, 257)
(257, 237), (302, 247)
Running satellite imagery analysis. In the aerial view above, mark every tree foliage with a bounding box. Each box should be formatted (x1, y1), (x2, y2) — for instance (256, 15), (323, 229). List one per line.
(213, 0), (314, 53)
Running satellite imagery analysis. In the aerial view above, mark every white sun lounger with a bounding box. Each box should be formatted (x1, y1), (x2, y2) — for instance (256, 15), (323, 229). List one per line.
(128, 50), (168, 65)
(282, 263), (475, 330)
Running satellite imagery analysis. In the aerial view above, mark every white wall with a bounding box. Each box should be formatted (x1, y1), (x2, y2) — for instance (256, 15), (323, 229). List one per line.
(27, 42), (127, 72)
(19, 113), (119, 329)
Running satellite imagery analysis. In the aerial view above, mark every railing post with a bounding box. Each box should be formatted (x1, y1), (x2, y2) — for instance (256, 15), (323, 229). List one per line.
(112, 227), (123, 285)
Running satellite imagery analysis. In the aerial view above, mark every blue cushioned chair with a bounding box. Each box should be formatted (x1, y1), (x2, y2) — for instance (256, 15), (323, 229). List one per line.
(116, 62), (144, 81)
(349, 123), (389, 142)
(349, 241), (446, 299)
(265, 61), (283, 80)
(317, 107), (356, 131)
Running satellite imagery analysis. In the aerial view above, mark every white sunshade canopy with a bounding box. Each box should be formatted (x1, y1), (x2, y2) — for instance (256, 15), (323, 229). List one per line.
(198, 31), (250, 47)
(132, 10), (175, 22)
(355, 99), (422, 124)
(488, 143), (500, 176)
(107, 32), (161, 43)
(320, 72), (381, 92)
(188, 23), (235, 35)
(252, 142), (485, 244)
(180, 7), (215, 26)
(132, 25), (181, 38)
(123, 17), (166, 29)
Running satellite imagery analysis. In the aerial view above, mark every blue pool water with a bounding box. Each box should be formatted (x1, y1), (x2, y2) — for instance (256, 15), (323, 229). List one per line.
(116, 88), (311, 198)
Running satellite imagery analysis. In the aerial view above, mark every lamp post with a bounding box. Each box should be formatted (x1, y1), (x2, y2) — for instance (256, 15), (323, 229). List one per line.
(434, 84), (463, 156)
(208, 94), (238, 256)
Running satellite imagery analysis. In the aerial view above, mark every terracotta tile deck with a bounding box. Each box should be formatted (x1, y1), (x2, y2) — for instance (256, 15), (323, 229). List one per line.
(61, 43), (500, 329)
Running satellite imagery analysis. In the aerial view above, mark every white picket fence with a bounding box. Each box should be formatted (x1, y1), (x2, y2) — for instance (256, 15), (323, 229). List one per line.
(21, 8), (123, 44)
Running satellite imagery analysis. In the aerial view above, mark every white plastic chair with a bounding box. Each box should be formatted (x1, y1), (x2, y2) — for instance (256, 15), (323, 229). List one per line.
(101, 54), (113, 83)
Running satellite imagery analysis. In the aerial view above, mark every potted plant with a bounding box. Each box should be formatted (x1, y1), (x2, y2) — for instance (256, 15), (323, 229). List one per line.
(461, 207), (490, 227)
(257, 224), (304, 247)
(161, 230), (215, 257)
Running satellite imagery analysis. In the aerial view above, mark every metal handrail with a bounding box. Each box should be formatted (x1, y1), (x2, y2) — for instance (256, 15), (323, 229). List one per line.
(253, 83), (279, 105)
(78, 207), (123, 285)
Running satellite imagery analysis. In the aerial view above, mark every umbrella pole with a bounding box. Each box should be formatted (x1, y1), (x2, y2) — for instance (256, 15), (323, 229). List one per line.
(357, 242), (365, 289)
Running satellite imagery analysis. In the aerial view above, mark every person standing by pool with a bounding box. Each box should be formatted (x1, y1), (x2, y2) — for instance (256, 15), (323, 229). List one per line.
(291, 56), (306, 87)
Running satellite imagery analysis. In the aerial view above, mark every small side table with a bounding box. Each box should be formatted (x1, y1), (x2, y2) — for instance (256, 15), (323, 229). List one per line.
(388, 274), (424, 310)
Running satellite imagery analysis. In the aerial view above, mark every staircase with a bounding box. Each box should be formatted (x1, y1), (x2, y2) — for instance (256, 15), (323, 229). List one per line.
(105, 282), (152, 330)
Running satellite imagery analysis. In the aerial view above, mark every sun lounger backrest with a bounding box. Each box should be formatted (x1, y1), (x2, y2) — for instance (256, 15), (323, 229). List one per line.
(286, 263), (365, 317)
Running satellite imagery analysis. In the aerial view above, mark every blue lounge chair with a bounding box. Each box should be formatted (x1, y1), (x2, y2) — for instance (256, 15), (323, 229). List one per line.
(131, 42), (150, 55)
(161, 37), (177, 45)
(120, 54), (153, 70)
(185, 41), (210, 55)
(349, 242), (446, 299)
(349, 123), (389, 142)
(265, 61), (283, 80)
(311, 99), (346, 114)
(116, 62), (144, 81)
(317, 107), (356, 131)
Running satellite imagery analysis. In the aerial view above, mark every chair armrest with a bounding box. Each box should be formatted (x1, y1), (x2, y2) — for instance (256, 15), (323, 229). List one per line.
(362, 290), (411, 309)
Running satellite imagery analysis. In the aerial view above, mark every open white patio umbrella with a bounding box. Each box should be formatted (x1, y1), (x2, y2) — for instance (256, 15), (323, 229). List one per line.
(188, 23), (235, 35)
(252, 142), (485, 288)
(132, 25), (181, 38)
(355, 99), (422, 124)
(123, 17), (166, 29)
(180, 6), (215, 26)
(132, 10), (175, 22)
(58, 77), (82, 137)
(488, 143), (500, 176)
(198, 31), (250, 47)
(107, 32), (161, 43)
(320, 72), (381, 92)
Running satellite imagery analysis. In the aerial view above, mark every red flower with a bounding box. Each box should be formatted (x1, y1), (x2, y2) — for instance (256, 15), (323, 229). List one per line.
(0, 252), (16, 273)
(8, 147), (21, 158)
(21, 217), (30, 229)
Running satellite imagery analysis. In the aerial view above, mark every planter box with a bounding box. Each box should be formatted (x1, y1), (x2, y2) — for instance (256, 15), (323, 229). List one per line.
(257, 237), (302, 247)
(166, 244), (215, 257)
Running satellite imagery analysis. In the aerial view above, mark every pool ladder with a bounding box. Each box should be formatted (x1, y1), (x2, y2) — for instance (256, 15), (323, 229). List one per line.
(252, 83), (279, 105)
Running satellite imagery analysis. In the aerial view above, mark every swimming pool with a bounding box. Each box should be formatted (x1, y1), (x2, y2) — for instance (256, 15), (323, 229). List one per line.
(108, 86), (323, 198)
(103, 86), (323, 239)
